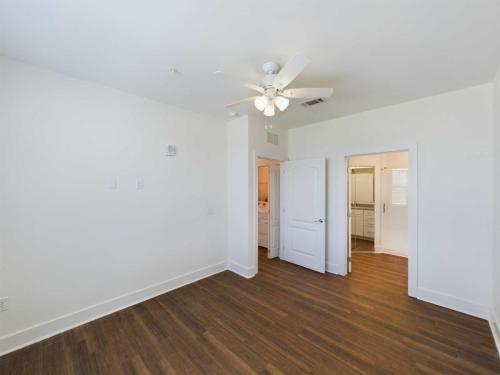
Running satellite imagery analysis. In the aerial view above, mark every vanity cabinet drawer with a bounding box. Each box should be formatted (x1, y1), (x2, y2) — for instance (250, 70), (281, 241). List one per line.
(364, 210), (374, 218)
(352, 209), (364, 216)
(363, 210), (375, 238)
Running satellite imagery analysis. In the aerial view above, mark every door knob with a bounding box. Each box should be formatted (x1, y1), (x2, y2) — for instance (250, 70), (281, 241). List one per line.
(315, 219), (324, 223)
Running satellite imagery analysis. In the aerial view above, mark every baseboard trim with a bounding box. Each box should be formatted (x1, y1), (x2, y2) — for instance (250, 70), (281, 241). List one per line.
(416, 287), (489, 319)
(0, 261), (227, 357)
(375, 246), (408, 258)
(489, 308), (500, 357)
(227, 261), (255, 279)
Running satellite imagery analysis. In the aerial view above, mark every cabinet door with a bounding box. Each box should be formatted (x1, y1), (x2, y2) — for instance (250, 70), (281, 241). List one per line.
(352, 211), (364, 237)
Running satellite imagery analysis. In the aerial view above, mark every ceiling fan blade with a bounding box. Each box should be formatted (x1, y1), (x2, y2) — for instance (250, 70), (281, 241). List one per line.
(243, 82), (265, 94)
(225, 96), (259, 108)
(274, 53), (310, 89)
(282, 87), (333, 98)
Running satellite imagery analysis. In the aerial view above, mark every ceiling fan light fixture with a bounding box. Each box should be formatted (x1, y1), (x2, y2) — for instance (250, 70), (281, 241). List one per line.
(274, 96), (289, 111)
(264, 103), (275, 117)
(254, 96), (268, 111)
(225, 54), (334, 118)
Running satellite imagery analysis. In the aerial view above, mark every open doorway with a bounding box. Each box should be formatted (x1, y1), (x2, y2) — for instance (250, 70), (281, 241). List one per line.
(257, 158), (280, 262)
(347, 151), (409, 275)
(255, 157), (326, 274)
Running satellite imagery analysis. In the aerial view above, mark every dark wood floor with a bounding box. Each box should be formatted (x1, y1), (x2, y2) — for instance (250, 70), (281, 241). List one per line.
(1, 251), (499, 374)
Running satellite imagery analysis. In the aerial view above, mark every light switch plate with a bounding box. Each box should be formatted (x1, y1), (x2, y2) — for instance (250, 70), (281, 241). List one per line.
(166, 145), (177, 156)
(137, 179), (144, 190)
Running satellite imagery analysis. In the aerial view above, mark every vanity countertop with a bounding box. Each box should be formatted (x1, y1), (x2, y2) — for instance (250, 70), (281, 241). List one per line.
(351, 204), (375, 211)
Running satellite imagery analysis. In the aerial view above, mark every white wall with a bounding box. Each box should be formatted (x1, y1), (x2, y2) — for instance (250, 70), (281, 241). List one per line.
(226, 115), (287, 278)
(289, 84), (494, 318)
(226, 116), (251, 274)
(0, 58), (227, 352)
(493, 68), (500, 344)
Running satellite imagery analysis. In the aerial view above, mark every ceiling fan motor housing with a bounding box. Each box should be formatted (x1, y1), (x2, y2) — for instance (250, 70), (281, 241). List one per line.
(262, 61), (280, 75)
(260, 61), (280, 89)
(260, 73), (277, 89)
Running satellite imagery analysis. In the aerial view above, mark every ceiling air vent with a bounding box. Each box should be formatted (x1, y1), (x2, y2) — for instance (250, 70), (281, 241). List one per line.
(300, 98), (325, 107)
(266, 131), (279, 146)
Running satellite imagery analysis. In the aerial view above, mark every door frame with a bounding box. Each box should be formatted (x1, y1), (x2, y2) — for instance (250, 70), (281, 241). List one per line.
(343, 145), (418, 298)
(347, 166), (353, 273)
(252, 153), (285, 274)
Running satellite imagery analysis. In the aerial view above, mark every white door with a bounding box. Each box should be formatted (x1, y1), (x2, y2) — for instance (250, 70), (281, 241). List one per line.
(281, 158), (326, 273)
(381, 168), (408, 255)
(268, 165), (280, 258)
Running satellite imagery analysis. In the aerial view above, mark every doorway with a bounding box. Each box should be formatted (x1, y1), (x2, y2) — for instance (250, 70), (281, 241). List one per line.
(347, 151), (409, 276)
(255, 157), (327, 274)
(257, 158), (280, 261)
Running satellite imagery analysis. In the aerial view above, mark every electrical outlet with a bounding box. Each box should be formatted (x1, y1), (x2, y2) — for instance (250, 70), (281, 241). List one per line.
(0, 297), (8, 312)
(136, 179), (144, 190)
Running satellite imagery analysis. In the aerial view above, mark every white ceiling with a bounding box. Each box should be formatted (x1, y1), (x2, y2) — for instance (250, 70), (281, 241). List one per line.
(1, 1), (500, 129)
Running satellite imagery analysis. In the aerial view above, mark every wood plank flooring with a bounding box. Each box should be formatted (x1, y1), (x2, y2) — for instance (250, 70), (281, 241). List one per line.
(351, 238), (374, 253)
(1, 251), (499, 374)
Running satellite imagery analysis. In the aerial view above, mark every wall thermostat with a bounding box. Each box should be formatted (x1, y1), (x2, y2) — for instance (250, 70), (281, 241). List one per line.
(166, 145), (177, 156)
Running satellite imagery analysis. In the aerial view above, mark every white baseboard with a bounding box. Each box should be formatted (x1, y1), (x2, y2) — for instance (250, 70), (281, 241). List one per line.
(0, 261), (227, 357)
(227, 261), (255, 279)
(416, 287), (489, 319)
(375, 246), (408, 258)
(489, 308), (500, 357)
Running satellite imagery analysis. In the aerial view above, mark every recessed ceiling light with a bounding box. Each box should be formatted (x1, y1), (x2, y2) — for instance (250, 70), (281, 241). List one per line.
(168, 67), (180, 74)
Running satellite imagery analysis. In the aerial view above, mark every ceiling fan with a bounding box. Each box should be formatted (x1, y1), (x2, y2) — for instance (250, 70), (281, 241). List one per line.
(225, 53), (333, 117)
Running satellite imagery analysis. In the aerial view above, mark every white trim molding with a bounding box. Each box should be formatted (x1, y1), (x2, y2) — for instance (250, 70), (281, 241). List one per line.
(228, 261), (256, 279)
(489, 308), (500, 357)
(375, 246), (408, 258)
(416, 287), (489, 320)
(0, 261), (227, 357)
